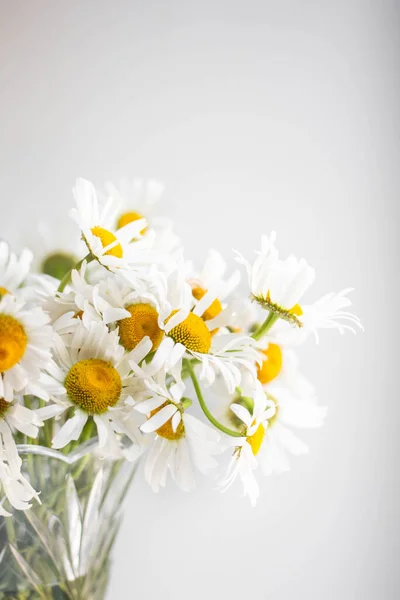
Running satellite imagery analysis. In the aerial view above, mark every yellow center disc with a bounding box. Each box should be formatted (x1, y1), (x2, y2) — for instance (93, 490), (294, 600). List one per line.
(149, 401), (185, 441)
(191, 285), (223, 321)
(90, 226), (123, 258)
(0, 314), (28, 372)
(117, 211), (147, 235)
(0, 287), (10, 298)
(257, 343), (283, 385)
(119, 303), (164, 351)
(166, 310), (212, 354)
(65, 358), (122, 414)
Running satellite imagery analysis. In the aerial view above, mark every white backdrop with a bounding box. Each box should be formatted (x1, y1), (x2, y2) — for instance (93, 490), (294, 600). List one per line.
(0, 2), (398, 598)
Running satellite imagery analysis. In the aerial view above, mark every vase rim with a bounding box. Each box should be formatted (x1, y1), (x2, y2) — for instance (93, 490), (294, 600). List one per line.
(16, 438), (99, 464)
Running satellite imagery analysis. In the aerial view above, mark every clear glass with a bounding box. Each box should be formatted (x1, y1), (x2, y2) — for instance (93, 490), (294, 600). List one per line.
(0, 441), (137, 599)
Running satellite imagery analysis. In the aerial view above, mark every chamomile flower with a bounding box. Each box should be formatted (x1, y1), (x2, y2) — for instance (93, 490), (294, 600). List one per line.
(268, 288), (363, 346)
(69, 178), (154, 271)
(0, 397), (42, 515)
(0, 293), (53, 400)
(0, 241), (33, 297)
(134, 374), (221, 493)
(106, 178), (165, 229)
(236, 232), (315, 327)
(219, 382), (276, 506)
(45, 261), (132, 334)
(256, 336), (305, 390)
(186, 249), (240, 329)
(256, 381), (327, 476)
(42, 321), (150, 457)
(220, 374), (326, 504)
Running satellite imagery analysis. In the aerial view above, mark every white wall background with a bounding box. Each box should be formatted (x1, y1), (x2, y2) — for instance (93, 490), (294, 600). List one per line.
(0, 1), (399, 598)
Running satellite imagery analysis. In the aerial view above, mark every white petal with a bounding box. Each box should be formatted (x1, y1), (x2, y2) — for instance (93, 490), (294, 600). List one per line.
(52, 411), (88, 449)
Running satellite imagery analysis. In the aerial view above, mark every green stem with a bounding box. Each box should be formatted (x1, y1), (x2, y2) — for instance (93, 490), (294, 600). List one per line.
(185, 360), (243, 438)
(57, 254), (92, 293)
(251, 311), (279, 341)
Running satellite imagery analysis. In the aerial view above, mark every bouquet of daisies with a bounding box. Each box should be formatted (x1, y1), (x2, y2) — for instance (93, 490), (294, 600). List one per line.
(0, 177), (362, 515)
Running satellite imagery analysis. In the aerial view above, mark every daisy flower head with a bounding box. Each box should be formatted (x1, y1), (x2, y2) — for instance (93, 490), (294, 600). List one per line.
(105, 177), (165, 229)
(0, 240), (55, 307)
(0, 397), (42, 516)
(104, 177), (182, 269)
(267, 288), (363, 346)
(219, 366), (326, 505)
(134, 373), (221, 493)
(44, 261), (135, 338)
(0, 240), (33, 298)
(53, 261), (170, 352)
(0, 293), (53, 400)
(186, 248), (240, 329)
(236, 232), (315, 328)
(256, 379), (327, 477)
(219, 381), (276, 506)
(42, 320), (150, 457)
(256, 334), (303, 389)
(69, 178), (153, 271)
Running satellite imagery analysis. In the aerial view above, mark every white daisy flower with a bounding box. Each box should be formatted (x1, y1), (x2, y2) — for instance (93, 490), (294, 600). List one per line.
(105, 178), (166, 228)
(69, 178), (154, 271)
(185, 249), (240, 330)
(236, 232), (315, 327)
(219, 382), (276, 506)
(0, 240), (33, 297)
(0, 293), (53, 400)
(255, 376), (326, 478)
(133, 374), (221, 493)
(45, 261), (132, 335)
(40, 321), (150, 457)
(0, 397), (42, 516)
(0, 240), (55, 307)
(255, 334), (302, 389)
(267, 288), (363, 346)
(104, 178), (182, 271)
(220, 373), (326, 504)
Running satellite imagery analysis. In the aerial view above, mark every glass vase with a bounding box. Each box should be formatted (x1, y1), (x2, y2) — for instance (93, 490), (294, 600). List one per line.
(0, 440), (137, 599)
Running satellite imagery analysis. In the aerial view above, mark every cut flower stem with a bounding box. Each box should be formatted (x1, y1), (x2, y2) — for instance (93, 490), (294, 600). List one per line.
(185, 359), (243, 438)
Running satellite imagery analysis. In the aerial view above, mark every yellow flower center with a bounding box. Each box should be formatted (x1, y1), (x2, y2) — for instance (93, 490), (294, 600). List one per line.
(117, 211), (147, 235)
(166, 310), (212, 354)
(0, 397), (11, 418)
(257, 343), (283, 384)
(65, 358), (122, 414)
(119, 303), (163, 351)
(0, 287), (10, 298)
(0, 315), (28, 372)
(247, 423), (265, 456)
(90, 226), (123, 258)
(149, 401), (185, 441)
(191, 285), (223, 321)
